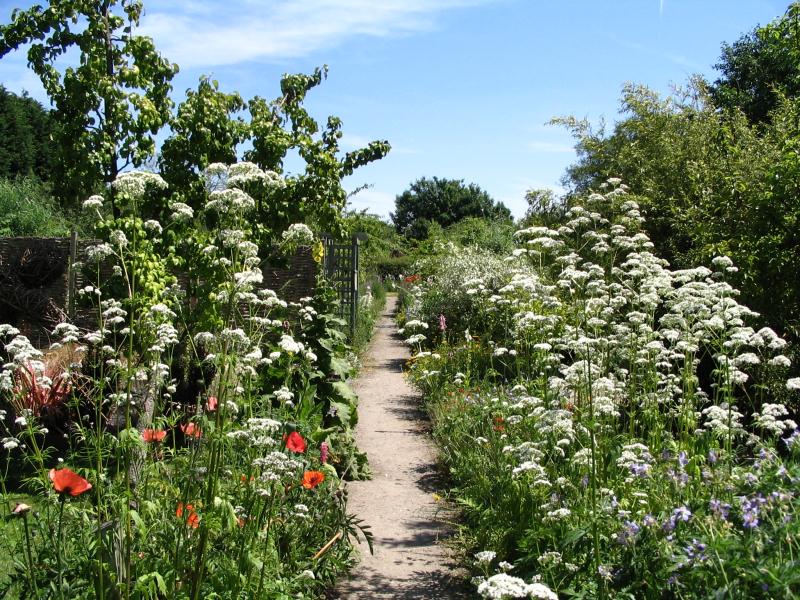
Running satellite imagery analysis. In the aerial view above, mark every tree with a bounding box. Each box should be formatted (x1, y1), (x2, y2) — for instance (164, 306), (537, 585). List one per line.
(0, 86), (55, 180)
(158, 67), (391, 240)
(556, 81), (800, 334)
(0, 0), (178, 210)
(710, 2), (800, 124)
(392, 177), (511, 239)
(519, 187), (566, 228)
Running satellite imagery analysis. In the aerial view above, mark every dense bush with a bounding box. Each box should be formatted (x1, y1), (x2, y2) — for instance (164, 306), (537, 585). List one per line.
(0, 176), (76, 237)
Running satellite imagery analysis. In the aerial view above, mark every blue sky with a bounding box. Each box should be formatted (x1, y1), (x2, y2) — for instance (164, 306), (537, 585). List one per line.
(0, 0), (788, 219)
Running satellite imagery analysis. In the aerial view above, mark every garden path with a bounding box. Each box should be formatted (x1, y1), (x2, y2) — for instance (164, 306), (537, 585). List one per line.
(330, 295), (470, 599)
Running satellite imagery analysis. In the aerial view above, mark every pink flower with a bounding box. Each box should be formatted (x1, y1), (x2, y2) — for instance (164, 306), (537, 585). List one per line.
(206, 396), (218, 412)
(320, 441), (329, 464)
(439, 314), (447, 332)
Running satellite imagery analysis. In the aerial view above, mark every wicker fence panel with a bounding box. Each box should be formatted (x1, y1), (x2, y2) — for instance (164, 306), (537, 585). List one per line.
(0, 237), (319, 349)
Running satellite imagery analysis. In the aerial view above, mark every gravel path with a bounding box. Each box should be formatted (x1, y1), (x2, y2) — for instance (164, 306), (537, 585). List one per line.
(331, 295), (471, 599)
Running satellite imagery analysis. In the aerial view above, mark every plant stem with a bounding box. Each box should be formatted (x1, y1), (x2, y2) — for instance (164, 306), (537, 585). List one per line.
(56, 496), (66, 600)
(22, 515), (40, 598)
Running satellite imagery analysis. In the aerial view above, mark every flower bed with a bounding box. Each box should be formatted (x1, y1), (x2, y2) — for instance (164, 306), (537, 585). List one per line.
(404, 181), (800, 599)
(0, 165), (369, 598)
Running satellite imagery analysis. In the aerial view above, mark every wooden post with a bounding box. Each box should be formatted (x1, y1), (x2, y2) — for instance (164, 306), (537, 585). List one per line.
(67, 231), (78, 321)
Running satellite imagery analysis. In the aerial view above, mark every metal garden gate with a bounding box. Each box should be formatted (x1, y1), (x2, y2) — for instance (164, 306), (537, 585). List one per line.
(321, 234), (361, 338)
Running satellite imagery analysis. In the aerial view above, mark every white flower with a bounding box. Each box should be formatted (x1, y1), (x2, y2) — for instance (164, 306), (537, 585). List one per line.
(207, 188), (256, 214)
(144, 219), (162, 234)
(279, 335), (302, 354)
(477, 574), (558, 600)
(112, 171), (166, 199)
(169, 202), (194, 222)
(755, 403), (797, 435)
(475, 550), (496, 564)
(275, 386), (294, 404)
(82, 195), (104, 210)
(85, 243), (114, 262)
(234, 269), (263, 287)
(769, 355), (791, 368)
(281, 223), (314, 247)
(787, 378), (800, 391)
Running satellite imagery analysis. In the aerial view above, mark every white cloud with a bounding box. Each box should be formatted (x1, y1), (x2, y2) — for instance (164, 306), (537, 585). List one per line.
(141, 0), (496, 68)
(347, 187), (395, 218)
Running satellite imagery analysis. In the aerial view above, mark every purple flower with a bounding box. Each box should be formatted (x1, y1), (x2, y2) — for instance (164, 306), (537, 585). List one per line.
(709, 498), (731, 521)
(708, 449), (718, 464)
(616, 520), (640, 545)
(665, 505), (692, 531)
(740, 496), (761, 529)
(782, 429), (800, 450)
(684, 539), (708, 563)
(678, 451), (688, 468)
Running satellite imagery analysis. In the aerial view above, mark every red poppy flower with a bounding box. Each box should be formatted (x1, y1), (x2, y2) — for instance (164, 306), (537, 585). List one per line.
(176, 502), (199, 528)
(284, 431), (306, 453)
(302, 470), (325, 489)
(206, 396), (218, 412)
(49, 468), (92, 497)
(142, 428), (167, 443)
(492, 416), (505, 432)
(180, 422), (202, 438)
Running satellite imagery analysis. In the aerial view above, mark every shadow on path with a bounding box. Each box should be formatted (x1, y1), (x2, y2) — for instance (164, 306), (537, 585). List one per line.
(331, 296), (470, 599)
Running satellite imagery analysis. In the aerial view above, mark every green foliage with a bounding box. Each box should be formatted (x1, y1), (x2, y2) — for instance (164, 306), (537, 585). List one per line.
(0, 87), (54, 181)
(159, 67), (390, 241)
(556, 81), (800, 334)
(342, 210), (407, 282)
(441, 217), (516, 255)
(351, 279), (387, 356)
(0, 0), (179, 209)
(392, 177), (511, 239)
(519, 188), (567, 229)
(158, 77), (248, 209)
(710, 2), (800, 124)
(0, 176), (74, 237)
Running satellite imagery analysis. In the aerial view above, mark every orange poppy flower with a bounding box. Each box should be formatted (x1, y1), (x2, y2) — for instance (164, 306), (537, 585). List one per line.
(180, 422), (202, 438)
(284, 431), (306, 453)
(302, 470), (325, 489)
(49, 468), (92, 496)
(492, 416), (505, 432)
(176, 502), (199, 528)
(206, 396), (218, 411)
(142, 428), (167, 443)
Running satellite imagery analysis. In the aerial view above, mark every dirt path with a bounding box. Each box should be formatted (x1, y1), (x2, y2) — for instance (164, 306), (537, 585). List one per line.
(331, 295), (470, 599)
